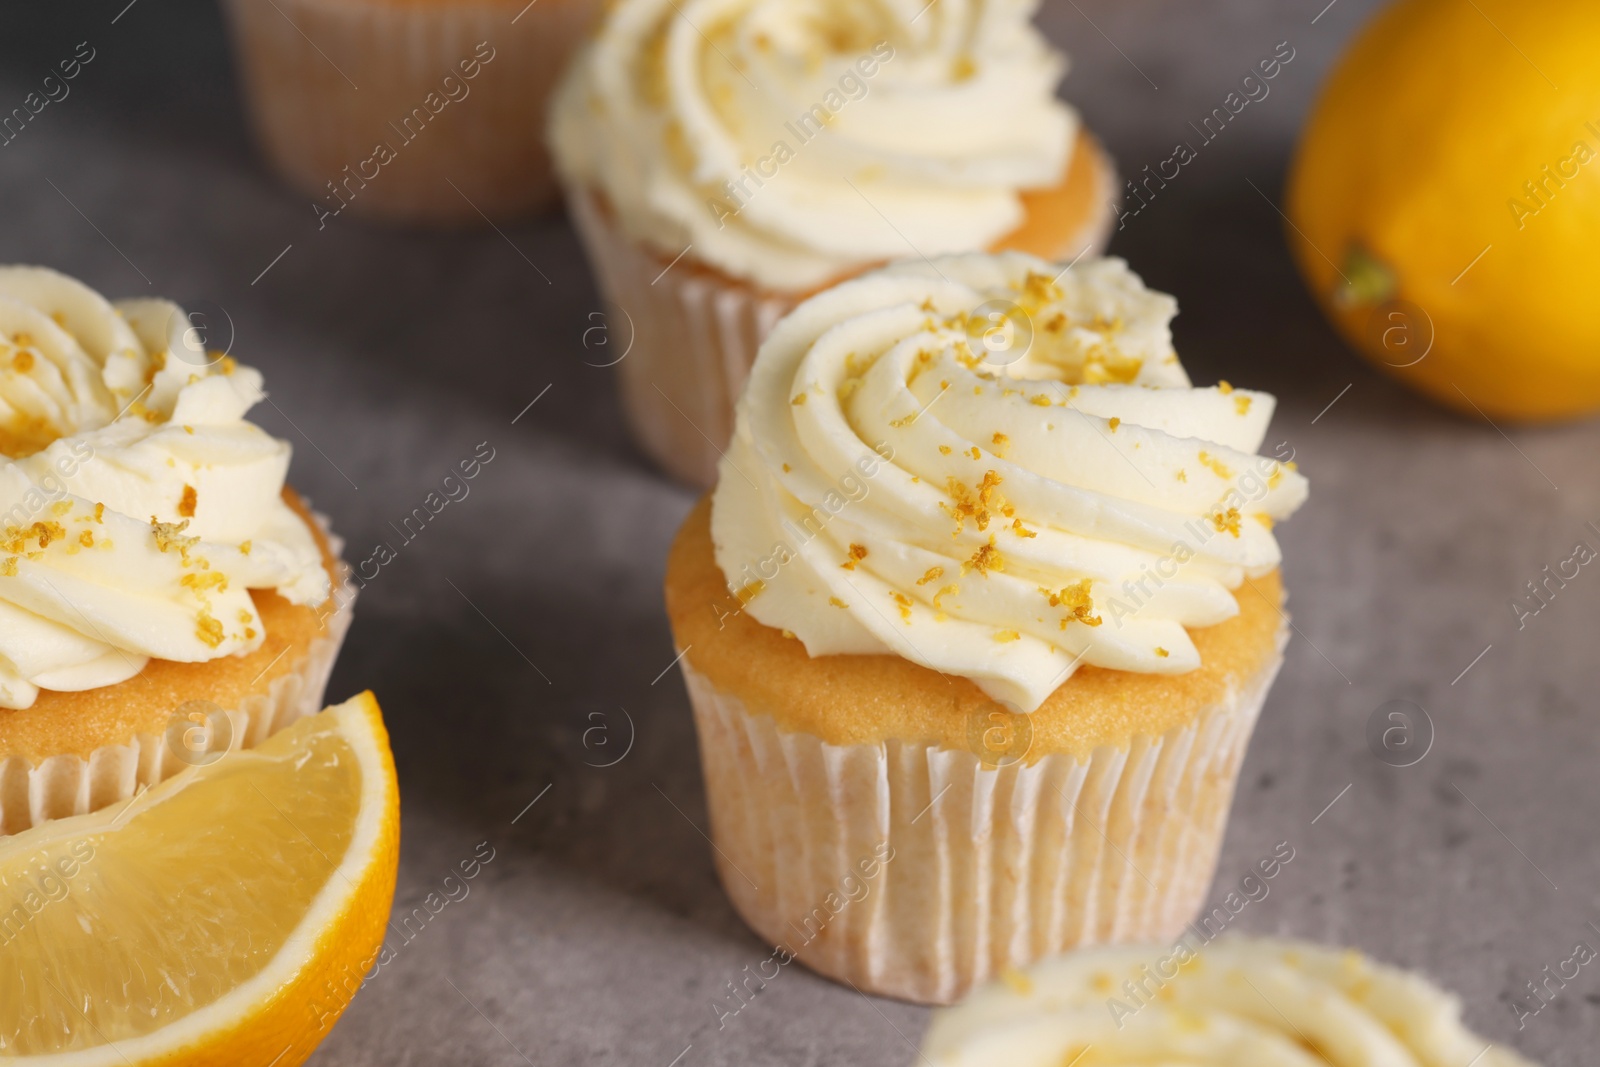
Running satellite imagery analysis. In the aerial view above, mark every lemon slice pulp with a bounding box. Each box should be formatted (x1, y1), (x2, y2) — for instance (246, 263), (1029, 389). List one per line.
(0, 691), (399, 1066)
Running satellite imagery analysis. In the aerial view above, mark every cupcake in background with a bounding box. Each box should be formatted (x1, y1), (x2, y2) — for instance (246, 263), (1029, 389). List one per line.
(664, 252), (1308, 1003)
(922, 938), (1537, 1066)
(223, 0), (600, 226)
(552, 0), (1118, 486)
(0, 267), (351, 834)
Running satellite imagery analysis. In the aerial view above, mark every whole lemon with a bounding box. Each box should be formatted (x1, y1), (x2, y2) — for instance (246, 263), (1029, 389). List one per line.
(1286, 0), (1600, 421)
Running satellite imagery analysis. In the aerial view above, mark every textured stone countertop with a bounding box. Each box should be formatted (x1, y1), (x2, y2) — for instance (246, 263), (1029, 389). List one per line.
(1, 0), (1593, 1062)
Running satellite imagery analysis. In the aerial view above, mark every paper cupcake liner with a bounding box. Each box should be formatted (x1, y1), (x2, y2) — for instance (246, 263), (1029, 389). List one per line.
(680, 650), (1283, 1005)
(223, 0), (597, 225)
(567, 185), (797, 488)
(0, 528), (355, 837)
(568, 175), (1117, 488)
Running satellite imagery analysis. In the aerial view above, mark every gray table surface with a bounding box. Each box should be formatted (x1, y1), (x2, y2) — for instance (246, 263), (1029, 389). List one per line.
(3, 1), (1596, 1063)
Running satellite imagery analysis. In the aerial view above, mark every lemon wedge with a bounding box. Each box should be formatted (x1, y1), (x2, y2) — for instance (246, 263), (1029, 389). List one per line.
(0, 691), (399, 1066)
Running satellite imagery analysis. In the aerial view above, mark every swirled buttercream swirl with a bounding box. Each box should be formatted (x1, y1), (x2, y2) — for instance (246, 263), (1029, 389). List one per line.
(0, 266), (329, 709)
(921, 938), (1537, 1067)
(550, 0), (1077, 291)
(710, 252), (1309, 712)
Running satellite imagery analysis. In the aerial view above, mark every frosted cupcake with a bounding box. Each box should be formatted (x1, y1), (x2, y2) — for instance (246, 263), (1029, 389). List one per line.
(551, 0), (1118, 486)
(923, 938), (1537, 1065)
(0, 267), (350, 834)
(224, 0), (601, 226)
(664, 252), (1308, 1003)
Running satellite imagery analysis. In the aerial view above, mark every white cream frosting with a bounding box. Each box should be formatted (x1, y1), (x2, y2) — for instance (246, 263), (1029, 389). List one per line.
(922, 938), (1538, 1067)
(710, 252), (1309, 712)
(0, 266), (329, 710)
(550, 0), (1078, 291)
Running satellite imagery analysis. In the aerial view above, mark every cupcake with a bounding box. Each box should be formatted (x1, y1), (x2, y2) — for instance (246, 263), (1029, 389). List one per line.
(0, 267), (350, 835)
(223, 0), (600, 226)
(663, 252), (1309, 1003)
(551, 0), (1118, 486)
(922, 937), (1538, 1065)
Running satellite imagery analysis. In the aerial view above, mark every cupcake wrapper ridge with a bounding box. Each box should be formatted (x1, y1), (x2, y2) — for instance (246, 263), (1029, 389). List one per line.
(679, 643), (1283, 1005)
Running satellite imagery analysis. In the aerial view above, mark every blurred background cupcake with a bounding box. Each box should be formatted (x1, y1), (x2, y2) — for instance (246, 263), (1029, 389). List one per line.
(551, 0), (1119, 486)
(665, 251), (1309, 1003)
(222, 0), (600, 226)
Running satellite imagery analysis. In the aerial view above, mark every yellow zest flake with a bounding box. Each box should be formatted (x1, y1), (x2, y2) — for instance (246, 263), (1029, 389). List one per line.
(238, 609), (253, 624)
(78, 530), (93, 548)
(11, 332), (33, 347)
(994, 629), (1020, 643)
(932, 583), (959, 613)
(1012, 518), (1036, 539)
(973, 385), (982, 396)
(1176, 468), (1188, 482)
(1155, 647), (1170, 658)
(1235, 395), (1252, 415)
(99, 538), (113, 550)
(735, 579), (765, 604)
(782, 463), (791, 473)
(50, 500), (71, 517)
(890, 591), (913, 621)
(239, 539), (252, 556)
(178, 485), (198, 519)
(195, 611), (224, 649)
(951, 54), (976, 80)
(968, 446), (981, 460)
(1285, 460), (1298, 472)
(3, 520), (67, 553)
(991, 431), (1010, 456)
(963, 537), (1003, 576)
(150, 518), (199, 556)
(93, 502), (104, 523)
(1045, 578), (1102, 627)
(11, 350), (34, 373)
(1043, 312), (1068, 334)
(1091, 972), (1114, 994)
(838, 377), (862, 402)
(1218, 380), (1234, 394)
(939, 445), (952, 455)
(1081, 346), (1143, 385)
(1267, 465), (1283, 489)
(1255, 513), (1275, 529)
(243, 627), (257, 640)
(781, 629), (796, 640)
(181, 570), (229, 593)
(1212, 506), (1242, 537)
(841, 543), (868, 570)
(0, 557), (15, 577)
(1108, 417), (1121, 432)
(1197, 450), (1233, 479)
(791, 392), (808, 406)
(1018, 271), (1063, 307)
(184, 424), (195, 434)
(219, 355), (238, 375)
(916, 566), (944, 586)
(1030, 393), (1052, 407)
(828, 596), (849, 609)
(1001, 967), (1034, 995)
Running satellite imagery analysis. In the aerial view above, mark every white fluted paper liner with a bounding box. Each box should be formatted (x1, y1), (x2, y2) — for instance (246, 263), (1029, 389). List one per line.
(681, 649), (1283, 1005)
(567, 185), (797, 488)
(0, 525), (354, 837)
